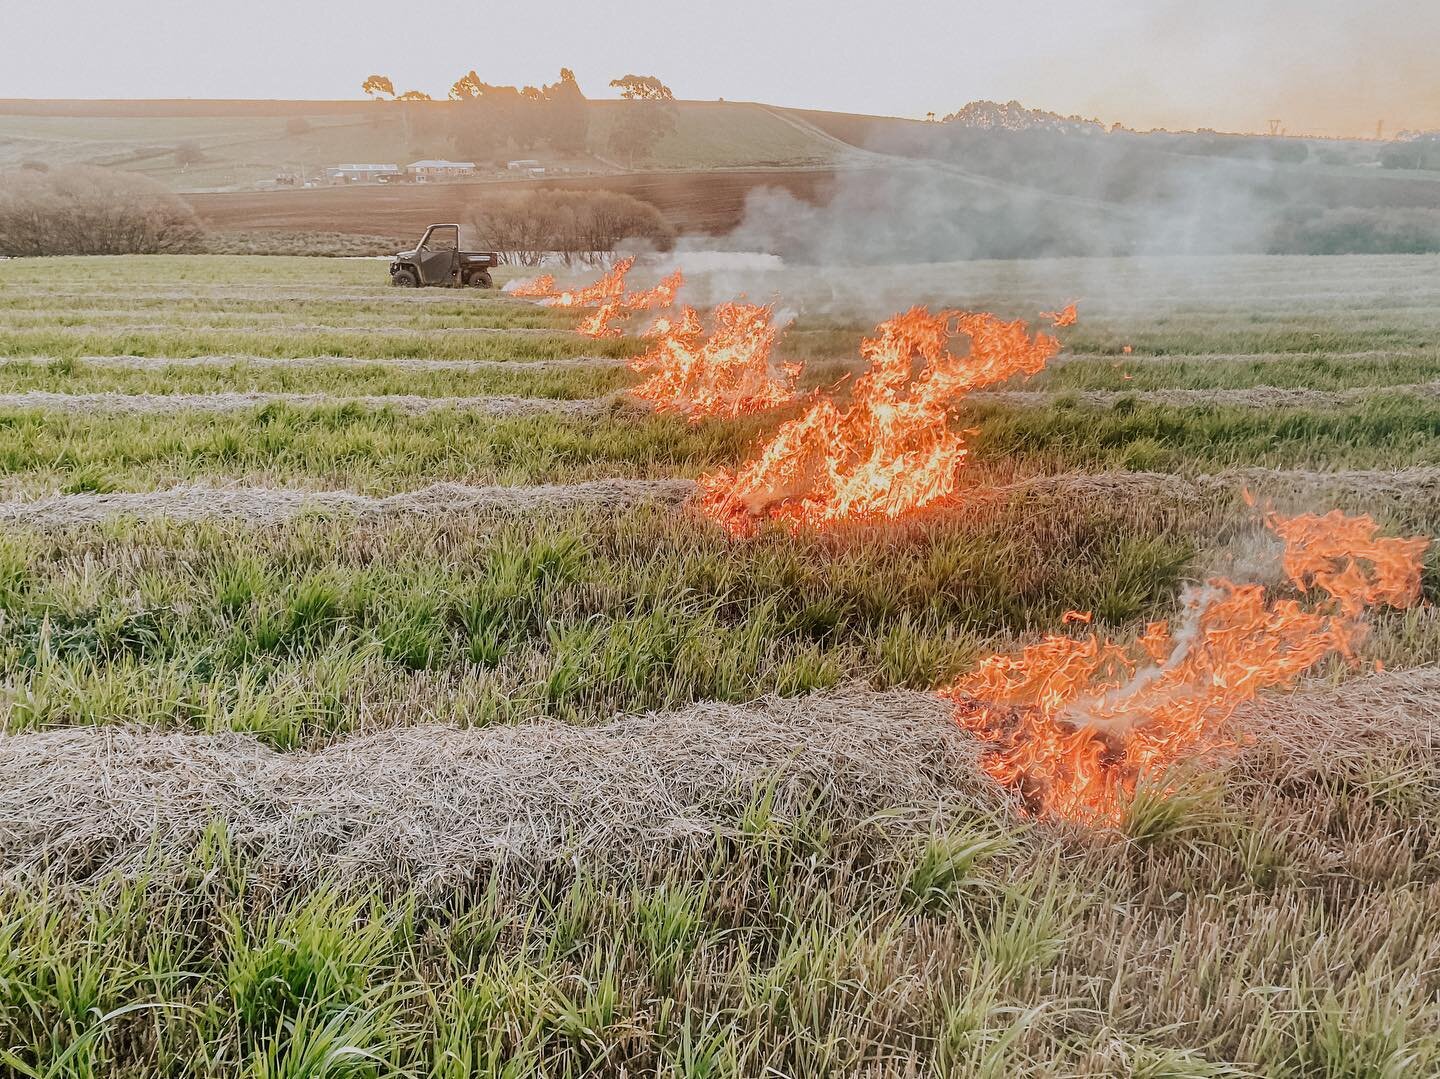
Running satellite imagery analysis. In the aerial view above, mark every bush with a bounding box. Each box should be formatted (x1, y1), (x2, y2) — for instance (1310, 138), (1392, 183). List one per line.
(0, 166), (204, 256)
(469, 189), (673, 265)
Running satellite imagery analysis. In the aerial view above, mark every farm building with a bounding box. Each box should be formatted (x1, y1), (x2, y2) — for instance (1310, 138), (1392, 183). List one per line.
(406, 160), (478, 181)
(325, 163), (401, 183)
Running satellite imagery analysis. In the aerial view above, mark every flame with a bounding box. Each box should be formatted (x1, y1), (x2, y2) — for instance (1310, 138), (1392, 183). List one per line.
(507, 274), (556, 298)
(696, 307), (1062, 533)
(630, 302), (801, 419)
(1043, 302), (1078, 327)
(623, 269), (685, 312)
(509, 263), (684, 339)
(576, 300), (626, 338)
(1062, 610), (1094, 625)
(548, 257), (635, 308)
(944, 511), (1429, 824)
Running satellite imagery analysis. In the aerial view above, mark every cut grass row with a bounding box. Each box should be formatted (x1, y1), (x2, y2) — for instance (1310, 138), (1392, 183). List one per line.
(0, 395), (1436, 497)
(0, 328), (644, 362)
(1033, 350), (1440, 391)
(0, 358), (633, 401)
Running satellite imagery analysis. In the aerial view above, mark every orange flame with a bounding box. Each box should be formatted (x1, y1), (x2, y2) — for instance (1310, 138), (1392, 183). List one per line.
(507, 274), (556, 298)
(1062, 610), (1094, 625)
(1043, 302), (1078, 327)
(576, 300), (626, 338)
(944, 511), (1429, 824)
(623, 269), (685, 312)
(630, 303), (801, 419)
(696, 307), (1061, 533)
(511, 263), (684, 338)
(548, 257), (635, 309)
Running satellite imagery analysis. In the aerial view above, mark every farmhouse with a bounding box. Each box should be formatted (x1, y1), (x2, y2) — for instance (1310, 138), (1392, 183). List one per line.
(324, 163), (401, 183)
(406, 159), (478, 181)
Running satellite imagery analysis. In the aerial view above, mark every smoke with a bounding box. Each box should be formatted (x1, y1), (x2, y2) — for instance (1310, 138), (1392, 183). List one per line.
(665, 122), (1433, 317)
(1064, 582), (1223, 736)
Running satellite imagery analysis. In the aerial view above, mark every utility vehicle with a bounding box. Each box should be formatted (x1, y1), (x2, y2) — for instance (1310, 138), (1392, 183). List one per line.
(389, 224), (497, 288)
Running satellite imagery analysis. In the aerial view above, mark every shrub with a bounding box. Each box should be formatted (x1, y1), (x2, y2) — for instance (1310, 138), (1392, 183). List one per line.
(0, 165), (204, 256)
(469, 189), (673, 265)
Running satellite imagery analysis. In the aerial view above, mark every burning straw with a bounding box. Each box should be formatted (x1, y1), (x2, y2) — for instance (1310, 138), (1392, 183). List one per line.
(698, 306), (1063, 532)
(629, 303), (801, 419)
(944, 510), (1430, 824)
(509, 259), (684, 339)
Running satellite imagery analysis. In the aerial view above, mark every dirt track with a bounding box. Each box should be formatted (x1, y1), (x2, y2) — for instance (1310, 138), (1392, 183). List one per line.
(189, 169), (846, 236)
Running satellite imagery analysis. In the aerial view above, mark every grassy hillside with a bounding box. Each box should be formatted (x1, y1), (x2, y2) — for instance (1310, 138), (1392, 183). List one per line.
(0, 99), (864, 191)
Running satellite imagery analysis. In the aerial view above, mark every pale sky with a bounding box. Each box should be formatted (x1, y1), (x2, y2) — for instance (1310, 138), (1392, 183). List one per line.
(7, 0), (1438, 136)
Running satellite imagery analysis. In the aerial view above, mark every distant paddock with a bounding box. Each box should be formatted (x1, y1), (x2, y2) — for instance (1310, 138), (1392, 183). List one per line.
(189, 168), (847, 238)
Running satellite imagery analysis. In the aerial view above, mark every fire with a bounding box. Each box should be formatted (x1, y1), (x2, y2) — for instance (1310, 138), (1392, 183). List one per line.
(944, 511), (1429, 824)
(629, 302), (801, 419)
(1043, 302), (1078, 328)
(507, 274), (556, 298)
(697, 307), (1062, 533)
(1062, 610), (1094, 625)
(509, 263), (684, 339)
(577, 268), (687, 339)
(548, 257), (635, 308)
(575, 301), (626, 338)
(623, 269), (685, 313)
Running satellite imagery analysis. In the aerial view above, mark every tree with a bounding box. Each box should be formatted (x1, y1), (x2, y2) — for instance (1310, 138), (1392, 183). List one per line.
(362, 74), (395, 99)
(0, 166), (203, 256)
(609, 74), (674, 101)
(606, 74), (676, 167)
(526, 68), (589, 154)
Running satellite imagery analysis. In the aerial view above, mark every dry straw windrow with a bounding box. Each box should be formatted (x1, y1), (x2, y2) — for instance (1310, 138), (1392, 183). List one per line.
(0, 687), (987, 890)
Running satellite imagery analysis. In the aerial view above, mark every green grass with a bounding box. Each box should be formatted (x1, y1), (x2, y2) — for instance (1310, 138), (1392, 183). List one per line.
(0, 358), (631, 400)
(0, 502), (1205, 744)
(965, 393), (1440, 473)
(0, 394), (1437, 498)
(0, 405), (759, 496)
(1034, 350), (1440, 391)
(0, 327), (644, 363)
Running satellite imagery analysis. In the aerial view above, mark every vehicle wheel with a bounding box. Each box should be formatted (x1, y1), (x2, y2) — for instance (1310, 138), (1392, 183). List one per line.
(467, 270), (494, 289)
(391, 267), (419, 288)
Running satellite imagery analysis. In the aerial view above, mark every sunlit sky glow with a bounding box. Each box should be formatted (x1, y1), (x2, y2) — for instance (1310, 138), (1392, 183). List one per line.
(7, 0), (1438, 137)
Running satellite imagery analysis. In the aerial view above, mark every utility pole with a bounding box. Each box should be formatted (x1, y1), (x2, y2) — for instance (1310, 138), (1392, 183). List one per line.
(1376, 119), (1385, 140)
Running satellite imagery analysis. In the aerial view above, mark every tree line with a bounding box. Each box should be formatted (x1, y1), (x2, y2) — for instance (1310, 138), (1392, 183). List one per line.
(360, 69), (677, 167)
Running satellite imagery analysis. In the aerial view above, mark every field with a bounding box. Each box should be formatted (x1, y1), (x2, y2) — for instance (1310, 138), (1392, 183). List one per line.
(1, 252), (1439, 1076)
(0, 99), (872, 192)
